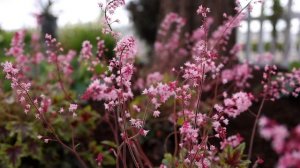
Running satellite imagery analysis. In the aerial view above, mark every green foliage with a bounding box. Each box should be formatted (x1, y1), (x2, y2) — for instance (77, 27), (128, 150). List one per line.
(289, 61), (300, 70)
(162, 153), (175, 167)
(251, 42), (284, 52)
(217, 143), (250, 168)
(58, 23), (116, 59)
(0, 26), (116, 166)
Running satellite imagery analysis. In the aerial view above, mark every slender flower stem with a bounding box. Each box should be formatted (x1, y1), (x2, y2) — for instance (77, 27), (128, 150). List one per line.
(17, 84), (88, 168)
(173, 99), (178, 157)
(247, 95), (266, 161)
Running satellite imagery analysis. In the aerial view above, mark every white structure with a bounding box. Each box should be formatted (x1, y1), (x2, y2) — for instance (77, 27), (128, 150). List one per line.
(238, 0), (300, 66)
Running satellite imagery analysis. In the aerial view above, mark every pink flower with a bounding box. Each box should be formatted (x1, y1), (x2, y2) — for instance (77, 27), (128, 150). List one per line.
(146, 72), (163, 86)
(220, 134), (244, 149)
(69, 104), (78, 112)
(80, 40), (93, 59)
(2, 61), (19, 78)
(143, 82), (176, 108)
(259, 116), (289, 154)
(114, 36), (137, 62)
(221, 64), (252, 87)
(153, 110), (160, 118)
(197, 5), (210, 17)
(6, 30), (25, 57)
(223, 92), (253, 118)
(179, 122), (199, 143)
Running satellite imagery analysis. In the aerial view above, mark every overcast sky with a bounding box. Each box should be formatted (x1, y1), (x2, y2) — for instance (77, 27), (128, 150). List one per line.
(0, 0), (300, 33)
(0, 0), (131, 30)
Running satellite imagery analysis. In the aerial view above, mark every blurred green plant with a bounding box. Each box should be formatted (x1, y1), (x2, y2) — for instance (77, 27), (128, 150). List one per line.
(58, 23), (115, 58)
(0, 23), (118, 167)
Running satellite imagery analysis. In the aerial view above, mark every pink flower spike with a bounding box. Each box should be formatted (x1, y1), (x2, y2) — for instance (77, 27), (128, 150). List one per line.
(153, 110), (160, 118)
(69, 104), (78, 112)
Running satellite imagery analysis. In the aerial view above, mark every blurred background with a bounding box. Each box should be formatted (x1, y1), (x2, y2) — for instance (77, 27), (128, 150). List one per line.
(1, 0), (300, 167)
(1, 0), (300, 66)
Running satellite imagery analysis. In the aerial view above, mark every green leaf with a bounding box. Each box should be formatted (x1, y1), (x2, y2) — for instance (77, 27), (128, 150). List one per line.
(101, 141), (117, 148)
(5, 145), (22, 167)
(162, 153), (173, 166)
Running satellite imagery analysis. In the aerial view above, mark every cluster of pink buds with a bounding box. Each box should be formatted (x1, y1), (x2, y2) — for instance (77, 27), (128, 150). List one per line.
(142, 82), (176, 110)
(2, 62), (32, 113)
(80, 40), (93, 59)
(220, 134), (244, 149)
(6, 30), (25, 58)
(83, 36), (137, 113)
(100, 0), (125, 37)
(259, 116), (300, 167)
(221, 63), (253, 87)
(5, 30), (33, 72)
(179, 122), (199, 144)
(196, 5), (210, 18)
(215, 92), (253, 118)
(266, 67), (300, 100)
(157, 13), (185, 37)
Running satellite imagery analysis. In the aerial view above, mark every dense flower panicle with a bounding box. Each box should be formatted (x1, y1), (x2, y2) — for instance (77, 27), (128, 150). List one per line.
(82, 79), (118, 101)
(5, 30), (33, 72)
(182, 62), (205, 84)
(80, 39), (106, 72)
(265, 68), (300, 100)
(259, 116), (289, 153)
(2, 62), (56, 116)
(146, 72), (163, 86)
(154, 13), (188, 71)
(143, 82), (176, 109)
(183, 59), (221, 86)
(216, 92), (253, 118)
(175, 84), (192, 106)
(44, 34), (78, 89)
(2, 61), (19, 78)
(58, 50), (76, 76)
(177, 110), (209, 128)
(45, 34), (64, 57)
(157, 13), (185, 38)
(96, 39), (106, 58)
(80, 40), (93, 59)
(83, 36), (137, 112)
(119, 63), (134, 82)
(2, 61), (32, 114)
(277, 151), (300, 168)
(258, 116), (300, 167)
(6, 30), (26, 57)
(114, 36), (137, 62)
(221, 64), (253, 87)
(220, 134), (243, 149)
(179, 122), (199, 143)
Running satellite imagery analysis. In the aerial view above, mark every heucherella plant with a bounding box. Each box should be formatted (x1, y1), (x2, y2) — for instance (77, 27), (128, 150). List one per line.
(1, 0), (300, 167)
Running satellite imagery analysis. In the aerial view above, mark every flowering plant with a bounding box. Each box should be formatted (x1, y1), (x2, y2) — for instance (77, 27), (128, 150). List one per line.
(1, 0), (300, 167)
